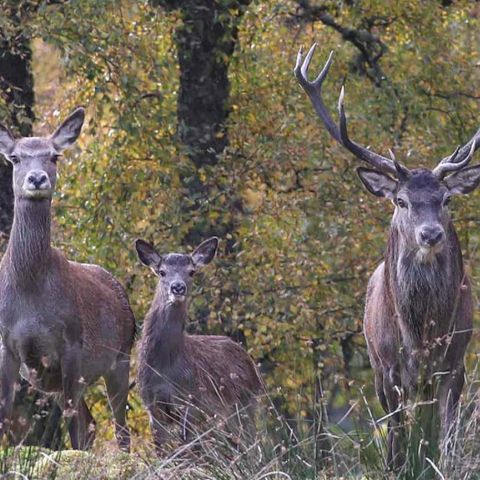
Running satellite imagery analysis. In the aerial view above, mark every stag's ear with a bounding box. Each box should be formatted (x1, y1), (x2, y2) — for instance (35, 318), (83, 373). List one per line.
(357, 167), (397, 200)
(0, 124), (15, 157)
(444, 165), (480, 195)
(51, 107), (85, 151)
(135, 239), (162, 270)
(192, 237), (219, 267)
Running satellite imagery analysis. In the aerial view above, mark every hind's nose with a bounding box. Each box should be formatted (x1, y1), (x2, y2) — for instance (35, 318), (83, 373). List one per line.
(26, 171), (49, 189)
(171, 282), (186, 296)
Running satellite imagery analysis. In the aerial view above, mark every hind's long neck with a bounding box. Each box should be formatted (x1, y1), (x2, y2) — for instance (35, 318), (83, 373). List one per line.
(3, 198), (52, 286)
(141, 298), (187, 369)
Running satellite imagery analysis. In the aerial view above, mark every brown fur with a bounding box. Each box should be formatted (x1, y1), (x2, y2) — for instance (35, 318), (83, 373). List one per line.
(0, 109), (135, 451)
(363, 171), (473, 468)
(135, 239), (263, 453)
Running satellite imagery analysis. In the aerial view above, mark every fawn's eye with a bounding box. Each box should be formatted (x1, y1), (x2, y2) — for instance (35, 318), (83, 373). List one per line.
(397, 198), (407, 208)
(159, 270), (166, 277)
(9, 155), (19, 164)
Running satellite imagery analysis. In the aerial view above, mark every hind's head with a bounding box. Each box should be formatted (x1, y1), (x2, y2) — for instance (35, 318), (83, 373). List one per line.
(0, 108), (85, 201)
(135, 237), (219, 304)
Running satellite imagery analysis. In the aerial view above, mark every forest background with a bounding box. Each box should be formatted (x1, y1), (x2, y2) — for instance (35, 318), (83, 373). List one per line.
(0, 0), (480, 478)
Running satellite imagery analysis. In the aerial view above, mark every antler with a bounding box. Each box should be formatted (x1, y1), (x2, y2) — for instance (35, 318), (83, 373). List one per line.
(433, 134), (480, 179)
(294, 43), (404, 178)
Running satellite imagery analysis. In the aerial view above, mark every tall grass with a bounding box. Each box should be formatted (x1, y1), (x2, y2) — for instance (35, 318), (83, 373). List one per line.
(2, 363), (480, 479)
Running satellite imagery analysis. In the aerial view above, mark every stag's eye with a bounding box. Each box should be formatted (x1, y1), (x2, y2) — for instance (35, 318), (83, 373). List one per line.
(9, 155), (19, 164)
(397, 198), (407, 209)
(159, 270), (166, 277)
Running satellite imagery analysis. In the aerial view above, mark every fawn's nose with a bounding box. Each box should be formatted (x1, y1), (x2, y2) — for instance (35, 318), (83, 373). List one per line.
(26, 171), (49, 189)
(419, 225), (445, 247)
(171, 282), (186, 296)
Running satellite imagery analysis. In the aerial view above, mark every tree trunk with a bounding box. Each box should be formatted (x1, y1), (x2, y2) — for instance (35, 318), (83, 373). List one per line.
(0, 3), (35, 239)
(152, 1), (250, 339)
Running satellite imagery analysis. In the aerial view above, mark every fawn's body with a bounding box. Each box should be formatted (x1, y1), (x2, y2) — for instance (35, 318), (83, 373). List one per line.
(136, 238), (262, 451)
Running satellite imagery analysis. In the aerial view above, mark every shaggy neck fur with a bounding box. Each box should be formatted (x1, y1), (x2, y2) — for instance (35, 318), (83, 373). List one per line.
(385, 220), (464, 342)
(3, 198), (52, 287)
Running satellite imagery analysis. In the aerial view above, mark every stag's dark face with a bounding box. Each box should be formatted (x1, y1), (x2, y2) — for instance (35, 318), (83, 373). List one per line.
(0, 108), (85, 202)
(357, 164), (480, 261)
(135, 237), (219, 305)
(393, 170), (450, 256)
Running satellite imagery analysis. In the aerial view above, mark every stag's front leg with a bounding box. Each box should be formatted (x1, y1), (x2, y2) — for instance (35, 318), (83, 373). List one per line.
(61, 342), (85, 450)
(384, 366), (404, 471)
(438, 363), (465, 451)
(0, 345), (20, 440)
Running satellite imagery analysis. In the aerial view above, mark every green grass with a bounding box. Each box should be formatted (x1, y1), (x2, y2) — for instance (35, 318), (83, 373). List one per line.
(2, 368), (480, 479)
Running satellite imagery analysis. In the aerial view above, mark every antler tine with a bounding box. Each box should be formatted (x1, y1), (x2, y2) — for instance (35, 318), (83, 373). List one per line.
(433, 141), (476, 179)
(295, 43), (402, 177)
(437, 145), (460, 166)
(439, 128), (480, 166)
(294, 44), (341, 143)
(388, 148), (410, 180)
(337, 85), (402, 177)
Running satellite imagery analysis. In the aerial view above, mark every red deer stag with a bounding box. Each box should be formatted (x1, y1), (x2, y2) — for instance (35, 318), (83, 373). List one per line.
(0, 108), (135, 451)
(295, 44), (480, 468)
(135, 237), (262, 453)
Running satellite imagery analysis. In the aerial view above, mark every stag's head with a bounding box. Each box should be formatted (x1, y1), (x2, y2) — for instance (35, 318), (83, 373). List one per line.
(0, 108), (85, 201)
(135, 237), (219, 304)
(295, 44), (480, 258)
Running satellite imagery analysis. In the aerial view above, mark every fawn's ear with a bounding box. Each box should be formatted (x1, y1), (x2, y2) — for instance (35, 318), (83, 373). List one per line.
(51, 107), (85, 151)
(0, 124), (15, 157)
(191, 237), (219, 267)
(135, 239), (162, 270)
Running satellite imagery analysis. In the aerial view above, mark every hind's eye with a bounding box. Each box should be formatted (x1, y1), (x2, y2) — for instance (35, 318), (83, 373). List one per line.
(159, 270), (166, 277)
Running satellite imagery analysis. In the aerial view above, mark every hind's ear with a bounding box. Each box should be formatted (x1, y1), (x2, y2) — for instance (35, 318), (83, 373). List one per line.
(51, 107), (85, 151)
(0, 124), (15, 157)
(192, 237), (219, 267)
(135, 239), (162, 270)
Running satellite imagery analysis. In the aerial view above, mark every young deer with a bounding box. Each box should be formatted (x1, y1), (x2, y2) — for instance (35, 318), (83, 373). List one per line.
(0, 108), (135, 451)
(135, 237), (262, 452)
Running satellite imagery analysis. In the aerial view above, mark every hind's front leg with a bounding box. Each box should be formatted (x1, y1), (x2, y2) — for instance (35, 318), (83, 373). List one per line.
(149, 403), (173, 456)
(61, 342), (85, 450)
(0, 345), (20, 441)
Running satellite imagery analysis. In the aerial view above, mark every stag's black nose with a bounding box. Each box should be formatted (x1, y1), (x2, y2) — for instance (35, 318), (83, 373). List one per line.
(171, 282), (186, 296)
(27, 172), (48, 189)
(420, 226), (445, 247)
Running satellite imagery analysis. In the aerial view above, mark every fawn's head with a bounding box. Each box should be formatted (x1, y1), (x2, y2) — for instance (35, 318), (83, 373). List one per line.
(136, 237), (219, 304)
(0, 108), (85, 201)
